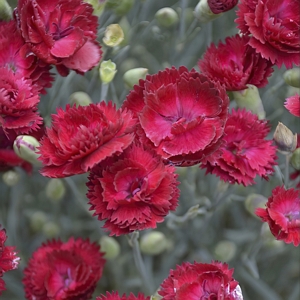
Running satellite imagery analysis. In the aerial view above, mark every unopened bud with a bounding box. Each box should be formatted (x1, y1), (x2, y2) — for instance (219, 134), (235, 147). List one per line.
(194, 0), (220, 23)
(207, 0), (238, 14)
(214, 240), (236, 261)
(245, 193), (267, 218)
(99, 236), (120, 259)
(0, 0), (12, 21)
(69, 91), (92, 107)
(290, 148), (300, 170)
(273, 122), (297, 154)
(140, 231), (168, 255)
(13, 135), (41, 166)
(2, 170), (20, 186)
(30, 211), (48, 232)
(106, 0), (134, 16)
(100, 60), (117, 83)
(283, 68), (300, 88)
(46, 179), (66, 202)
(103, 24), (124, 47)
(42, 222), (60, 238)
(155, 8), (179, 28)
(232, 85), (266, 119)
(123, 67), (148, 89)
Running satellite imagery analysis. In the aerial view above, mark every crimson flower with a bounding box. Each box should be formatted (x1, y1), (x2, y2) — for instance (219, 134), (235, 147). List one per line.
(208, 0), (238, 14)
(158, 261), (243, 300)
(15, 0), (102, 76)
(235, 0), (300, 68)
(256, 186), (300, 246)
(96, 291), (150, 300)
(0, 20), (54, 94)
(201, 109), (277, 186)
(0, 226), (20, 295)
(87, 143), (180, 236)
(38, 102), (136, 178)
(122, 66), (229, 166)
(198, 34), (274, 91)
(284, 94), (300, 117)
(23, 237), (105, 300)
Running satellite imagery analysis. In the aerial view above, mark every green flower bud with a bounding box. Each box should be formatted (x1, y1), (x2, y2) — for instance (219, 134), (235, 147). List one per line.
(123, 67), (148, 89)
(0, 0), (12, 21)
(245, 193), (267, 218)
(45, 179), (66, 202)
(42, 222), (60, 238)
(290, 148), (300, 170)
(84, 0), (106, 17)
(155, 8), (179, 28)
(103, 24), (124, 47)
(69, 91), (92, 107)
(283, 68), (300, 88)
(194, 0), (220, 23)
(99, 60), (117, 83)
(13, 135), (41, 166)
(2, 170), (20, 186)
(106, 0), (134, 16)
(30, 211), (48, 232)
(273, 122), (297, 154)
(214, 240), (237, 262)
(99, 236), (120, 260)
(232, 85), (266, 119)
(140, 231), (168, 255)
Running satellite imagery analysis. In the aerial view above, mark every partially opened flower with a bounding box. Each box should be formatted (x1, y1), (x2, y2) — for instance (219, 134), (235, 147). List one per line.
(235, 0), (300, 68)
(23, 237), (106, 300)
(38, 102), (136, 178)
(284, 94), (300, 117)
(198, 34), (274, 91)
(96, 291), (150, 300)
(87, 143), (180, 236)
(122, 66), (229, 166)
(201, 109), (277, 186)
(15, 0), (102, 76)
(256, 186), (300, 246)
(0, 226), (20, 295)
(158, 261), (243, 300)
(208, 0), (238, 14)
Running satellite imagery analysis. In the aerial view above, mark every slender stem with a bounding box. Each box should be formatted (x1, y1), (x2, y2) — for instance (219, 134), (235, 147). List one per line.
(100, 82), (109, 101)
(284, 154), (290, 188)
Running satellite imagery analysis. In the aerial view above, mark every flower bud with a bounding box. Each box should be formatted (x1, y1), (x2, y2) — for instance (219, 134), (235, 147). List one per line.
(13, 135), (41, 166)
(232, 85), (266, 119)
(214, 240), (237, 262)
(103, 24), (124, 47)
(123, 67), (148, 89)
(283, 68), (300, 88)
(30, 211), (48, 232)
(194, 0), (220, 23)
(140, 231), (168, 255)
(106, 0), (134, 16)
(42, 222), (60, 238)
(245, 193), (267, 218)
(99, 60), (117, 83)
(45, 179), (66, 202)
(2, 170), (20, 186)
(207, 0), (238, 14)
(0, 0), (12, 21)
(155, 8), (179, 28)
(273, 122), (297, 154)
(99, 236), (120, 260)
(69, 91), (92, 107)
(290, 148), (300, 170)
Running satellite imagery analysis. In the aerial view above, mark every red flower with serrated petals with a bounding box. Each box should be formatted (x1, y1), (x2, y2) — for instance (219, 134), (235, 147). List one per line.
(38, 102), (136, 178)
(208, 0), (238, 14)
(201, 109), (277, 186)
(284, 94), (300, 117)
(122, 66), (229, 166)
(87, 143), (180, 236)
(15, 0), (102, 76)
(198, 34), (274, 91)
(158, 261), (243, 300)
(0, 226), (20, 295)
(235, 0), (300, 68)
(23, 237), (105, 300)
(96, 291), (150, 300)
(256, 186), (300, 246)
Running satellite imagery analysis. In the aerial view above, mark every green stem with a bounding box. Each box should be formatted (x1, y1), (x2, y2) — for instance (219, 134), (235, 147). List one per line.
(284, 154), (290, 188)
(100, 82), (109, 101)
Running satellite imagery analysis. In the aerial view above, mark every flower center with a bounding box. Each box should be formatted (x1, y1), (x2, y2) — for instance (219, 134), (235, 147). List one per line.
(129, 179), (142, 197)
(285, 211), (300, 222)
(52, 23), (74, 40)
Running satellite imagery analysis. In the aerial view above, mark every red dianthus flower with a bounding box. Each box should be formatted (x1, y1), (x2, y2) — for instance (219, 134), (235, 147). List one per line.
(201, 109), (277, 186)
(208, 0), (238, 14)
(38, 102), (136, 178)
(122, 66), (229, 166)
(235, 0), (300, 68)
(23, 237), (105, 300)
(15, 0), (102, 76)
(284, 94), (300, 117)
(158, 261), (243, 300)
(96, 291), (150, 300)
(87, 143), (180, 236)
(256, 186), (300, 246)
(198, 34), (274, 91)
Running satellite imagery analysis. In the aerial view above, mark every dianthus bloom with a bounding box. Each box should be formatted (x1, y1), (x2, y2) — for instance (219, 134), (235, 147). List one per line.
(208, 0), (238, 14)
(23, 237), (105, 300)
(284, 94), (300, 117)
(201, 109), (277, 186)
(96, 291), (150, 300)
(122, 66), (229, 166)
(15, 0), (102, 76)
(0, 226), (20, 295)
(158, 261), (243, 300)
(235, 0), (300, 68)
(198, 34), (274, 91)
(87, 143), (180, 236)
(256, 186), (300, 246)
(38, 102), (136, 178)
